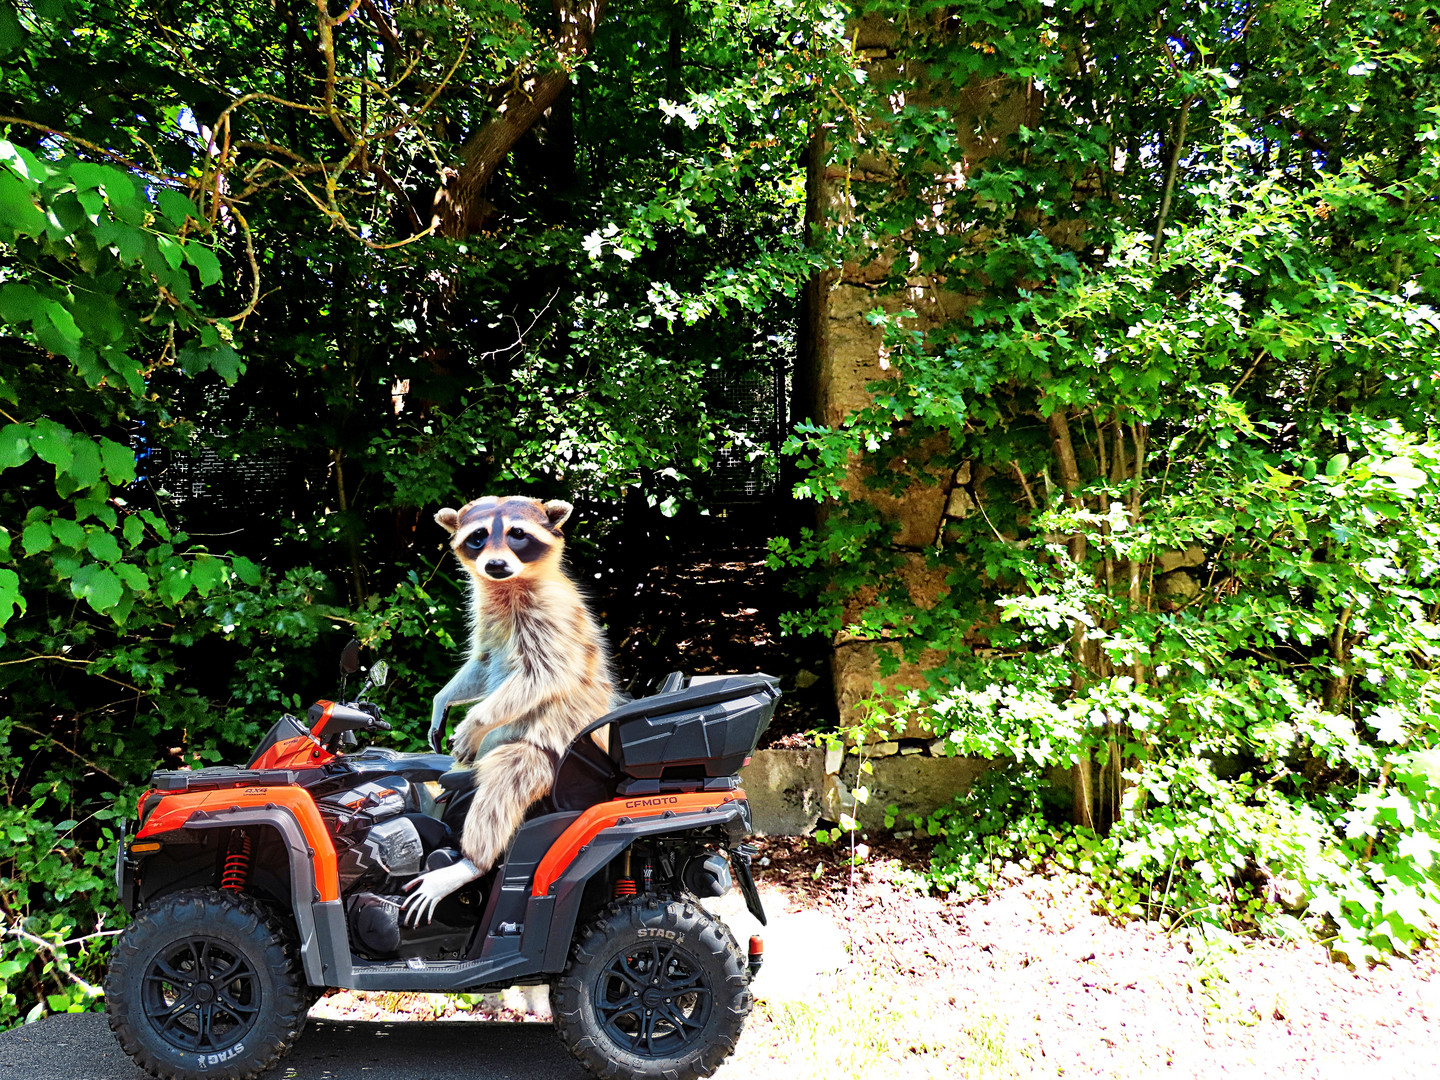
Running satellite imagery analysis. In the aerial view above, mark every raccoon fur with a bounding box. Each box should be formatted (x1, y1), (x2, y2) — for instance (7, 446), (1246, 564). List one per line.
(404, 495), (615, 924)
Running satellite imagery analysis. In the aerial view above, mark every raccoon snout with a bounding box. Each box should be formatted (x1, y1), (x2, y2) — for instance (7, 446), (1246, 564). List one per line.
(484, 560), (513, 579)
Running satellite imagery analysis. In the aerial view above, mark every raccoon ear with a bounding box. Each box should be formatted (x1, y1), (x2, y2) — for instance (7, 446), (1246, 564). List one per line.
(543, 500), (573, 531)
(435, 507), (460, 535)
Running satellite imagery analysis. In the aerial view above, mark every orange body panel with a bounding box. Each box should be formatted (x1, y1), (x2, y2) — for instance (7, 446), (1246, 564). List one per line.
(135, 785), (340, 902)
(531, 789), (747, 898)
(251, 734), (335, 770)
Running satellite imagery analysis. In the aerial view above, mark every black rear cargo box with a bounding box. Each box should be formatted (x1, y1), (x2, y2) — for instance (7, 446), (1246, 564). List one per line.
(605, 674), (779, 781)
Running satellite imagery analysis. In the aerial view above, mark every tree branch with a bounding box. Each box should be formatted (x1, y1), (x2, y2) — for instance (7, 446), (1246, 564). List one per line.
(433, 0), (608, 237)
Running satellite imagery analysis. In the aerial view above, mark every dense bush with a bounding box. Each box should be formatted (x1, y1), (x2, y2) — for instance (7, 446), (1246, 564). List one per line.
(780, 0), (1440, 962)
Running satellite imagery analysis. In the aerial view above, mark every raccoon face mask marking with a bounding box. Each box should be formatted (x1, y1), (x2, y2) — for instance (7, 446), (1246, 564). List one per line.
(447, 498), (559, 581)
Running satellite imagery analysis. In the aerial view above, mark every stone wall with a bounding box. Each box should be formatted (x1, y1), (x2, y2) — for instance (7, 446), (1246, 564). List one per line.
(739, 746), (995, 835)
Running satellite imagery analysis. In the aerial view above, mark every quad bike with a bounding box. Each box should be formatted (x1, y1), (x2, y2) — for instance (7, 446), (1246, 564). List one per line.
(105, 644), (777, 1080)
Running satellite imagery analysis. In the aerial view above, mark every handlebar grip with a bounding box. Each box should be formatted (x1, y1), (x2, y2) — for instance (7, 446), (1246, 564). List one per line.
(370, 719), (392, 732)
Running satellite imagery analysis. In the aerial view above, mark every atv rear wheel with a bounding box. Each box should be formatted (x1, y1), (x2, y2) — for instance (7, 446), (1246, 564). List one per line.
(553, 895), (751, 1080)
(106, 888), (308, 1080)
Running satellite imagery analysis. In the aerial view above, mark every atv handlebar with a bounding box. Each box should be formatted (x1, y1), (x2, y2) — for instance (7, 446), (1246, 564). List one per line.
(309, 700), (390, 741)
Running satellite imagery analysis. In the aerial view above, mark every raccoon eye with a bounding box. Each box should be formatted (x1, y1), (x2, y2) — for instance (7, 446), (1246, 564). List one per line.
(507, 527), (528, 542)
(465, 529), (488, 549)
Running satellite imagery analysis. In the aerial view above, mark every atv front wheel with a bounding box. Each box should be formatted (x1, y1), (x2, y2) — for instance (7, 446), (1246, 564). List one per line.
(106, 888), (308, 1080)
(553, 895), (751, 1080)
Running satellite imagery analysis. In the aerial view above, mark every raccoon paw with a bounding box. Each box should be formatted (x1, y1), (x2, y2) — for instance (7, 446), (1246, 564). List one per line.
(401, 858), (481, 926)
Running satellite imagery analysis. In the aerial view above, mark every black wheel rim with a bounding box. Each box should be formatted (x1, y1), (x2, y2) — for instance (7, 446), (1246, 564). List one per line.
(594, 939), (713, 1058)
(139, 936), (262, 1054)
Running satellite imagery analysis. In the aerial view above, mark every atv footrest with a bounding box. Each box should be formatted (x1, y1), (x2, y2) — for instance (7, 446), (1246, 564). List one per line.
(348, 951), (537, 992)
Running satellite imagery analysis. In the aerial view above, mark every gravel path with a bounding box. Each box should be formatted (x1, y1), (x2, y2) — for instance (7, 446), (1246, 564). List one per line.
(732, 838), (1440, 1080)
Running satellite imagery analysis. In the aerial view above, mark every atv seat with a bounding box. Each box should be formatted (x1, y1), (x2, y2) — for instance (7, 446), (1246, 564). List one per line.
(437, 768), (472, 792)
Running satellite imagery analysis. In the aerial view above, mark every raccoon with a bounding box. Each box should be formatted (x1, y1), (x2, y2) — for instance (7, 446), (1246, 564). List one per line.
(403, 495), (616, 925)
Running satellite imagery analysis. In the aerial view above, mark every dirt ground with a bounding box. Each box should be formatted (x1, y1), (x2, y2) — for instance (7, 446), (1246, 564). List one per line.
(311, 835), (1440, 1079)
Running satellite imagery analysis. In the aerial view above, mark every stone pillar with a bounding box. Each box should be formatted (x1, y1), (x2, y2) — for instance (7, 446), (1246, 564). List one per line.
(806, 17), (1031, 735)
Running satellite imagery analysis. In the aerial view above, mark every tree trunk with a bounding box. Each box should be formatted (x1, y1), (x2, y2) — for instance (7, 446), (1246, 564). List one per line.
(432, 0), (607, 237)
(1047, 405), (1101, 830)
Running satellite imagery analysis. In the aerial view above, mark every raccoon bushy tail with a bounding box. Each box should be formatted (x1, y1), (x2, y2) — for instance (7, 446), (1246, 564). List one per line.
(460, 740), (558, 873)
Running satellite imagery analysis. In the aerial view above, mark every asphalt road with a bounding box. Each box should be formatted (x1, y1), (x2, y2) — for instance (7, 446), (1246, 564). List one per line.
(0, 1012), (590, 1080)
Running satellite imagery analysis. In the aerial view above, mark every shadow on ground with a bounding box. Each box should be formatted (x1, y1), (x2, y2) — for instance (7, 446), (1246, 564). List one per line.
(0, 1011), (587, 1080)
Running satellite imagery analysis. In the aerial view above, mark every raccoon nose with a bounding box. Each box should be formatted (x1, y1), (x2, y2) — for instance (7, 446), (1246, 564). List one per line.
(485, 560), (512, 579)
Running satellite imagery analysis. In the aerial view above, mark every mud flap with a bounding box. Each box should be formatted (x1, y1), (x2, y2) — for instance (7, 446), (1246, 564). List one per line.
(730, 844), (767, 926)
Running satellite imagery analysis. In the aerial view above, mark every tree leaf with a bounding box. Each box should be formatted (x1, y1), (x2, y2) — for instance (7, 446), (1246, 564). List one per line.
(86, 529), (121, 563)
(0, 568), (19, 625)
(0, 423), (32, 469)
(183, 243), (222, 287)
(155, 190), (196, 226)
(0, 169), (46, 236)
(154, 234), (184, 271)
(231, 556), (262, 586)
(0, 5), (27, 59)
(99, 437), (136, 484)
(159, 567), (191, 605)
(67, 438), (102, 487)
(49, 518), (85, 549)
(71, 564), (123, 613)
(28, 420), (72, 469)
(20, 521), (51, 556)
(115, 563), (148, 592)
(190, 555), (226, 597)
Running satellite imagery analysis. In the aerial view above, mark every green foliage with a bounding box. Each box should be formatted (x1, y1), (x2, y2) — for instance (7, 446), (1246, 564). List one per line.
(779, 0), (1440, 962)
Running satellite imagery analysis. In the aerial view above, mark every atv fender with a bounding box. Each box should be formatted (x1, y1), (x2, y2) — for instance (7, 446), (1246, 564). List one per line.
(136, 792), (347, 989)
(531, 794), (753, 973)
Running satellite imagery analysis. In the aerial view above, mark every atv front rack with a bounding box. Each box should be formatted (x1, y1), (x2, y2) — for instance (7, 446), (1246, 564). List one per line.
(150, 766), (316, 792)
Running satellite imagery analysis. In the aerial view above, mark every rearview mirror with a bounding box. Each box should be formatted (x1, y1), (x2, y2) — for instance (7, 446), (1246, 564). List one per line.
(340, 638), (361, 675)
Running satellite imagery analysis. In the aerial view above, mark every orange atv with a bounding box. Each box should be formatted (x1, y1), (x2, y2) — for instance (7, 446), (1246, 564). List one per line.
(106, 648), (775, 1080)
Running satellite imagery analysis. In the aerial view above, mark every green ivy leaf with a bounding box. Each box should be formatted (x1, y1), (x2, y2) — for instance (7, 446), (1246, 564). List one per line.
(122, 514), (143, 547)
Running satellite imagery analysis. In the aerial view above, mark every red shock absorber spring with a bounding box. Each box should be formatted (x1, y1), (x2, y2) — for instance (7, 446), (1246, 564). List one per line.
(221, 831), (252, 892)
(613, 849), (637, 898)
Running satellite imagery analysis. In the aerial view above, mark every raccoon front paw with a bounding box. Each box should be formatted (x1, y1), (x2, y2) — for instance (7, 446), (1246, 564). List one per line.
(401, 858), (482, 926)
(449, 736), (475, 765)
(449, 726), (480, 763)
